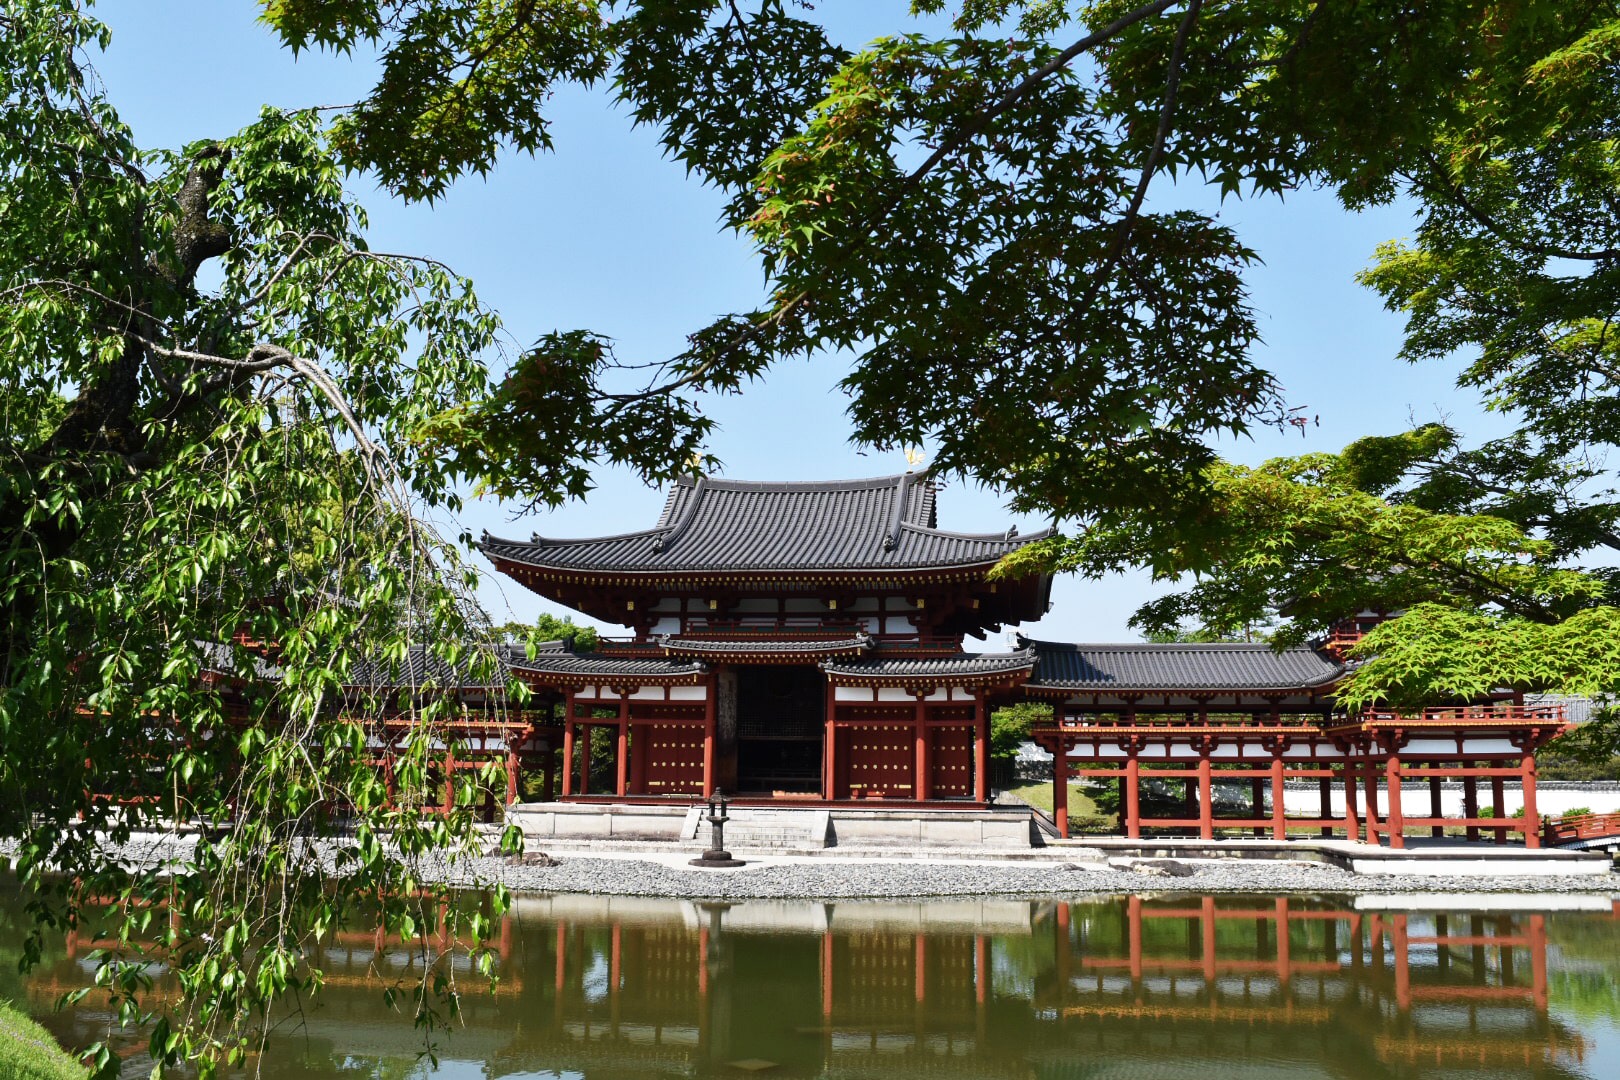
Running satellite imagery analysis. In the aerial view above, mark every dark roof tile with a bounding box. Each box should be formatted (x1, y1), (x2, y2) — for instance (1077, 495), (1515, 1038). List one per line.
(482, 473), (1045, 574)
(1025, 639), (1343, 691)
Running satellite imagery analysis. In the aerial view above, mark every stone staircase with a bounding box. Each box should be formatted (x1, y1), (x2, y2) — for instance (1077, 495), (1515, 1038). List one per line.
(680, 805), (832, 850)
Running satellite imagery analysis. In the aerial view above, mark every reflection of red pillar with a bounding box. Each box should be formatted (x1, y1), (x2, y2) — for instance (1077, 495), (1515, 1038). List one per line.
(1385, 753), (1405, 849)
(973, 693), (989, 803)
(1055, 903), (1071, 1001)
(1053, 740), (1070, 838)
(1197, 754), (1214, 840)
(822, 931), (834, 1018)
(975, 934), (989, 1005)
(1275, 896), (1291, 984)
(555, 921), (567, 992)
(1392, 914), (1411, 1012)
(1463, 772), (1479, 841)
(698, 926), (709, 997)
(1128, 895), (1144, 985)
(1270, 753), (1286, 840)
(610, 922), (623, 1032)
(1530, 914), (1548, 1013)
(1521, 753), (1541, 848)
(1125, 754), (1141, 839)
(1201, 896), (1217, 983)
(915, 934), (927, 1004)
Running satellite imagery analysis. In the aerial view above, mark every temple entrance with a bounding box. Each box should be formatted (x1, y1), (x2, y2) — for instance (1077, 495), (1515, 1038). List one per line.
(735, 665), (825, 795)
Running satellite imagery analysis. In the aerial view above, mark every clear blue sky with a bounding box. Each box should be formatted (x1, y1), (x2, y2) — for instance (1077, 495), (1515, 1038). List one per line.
(93, 2), (1495, 643)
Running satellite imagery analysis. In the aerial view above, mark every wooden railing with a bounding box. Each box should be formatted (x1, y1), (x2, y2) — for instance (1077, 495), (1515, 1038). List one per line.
(1355, 703), (1567, 726)
(1543, 812), (1620, 845)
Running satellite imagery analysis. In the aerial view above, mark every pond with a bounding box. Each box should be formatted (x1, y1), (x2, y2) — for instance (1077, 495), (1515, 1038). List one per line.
(6, 886), (1620, 1078)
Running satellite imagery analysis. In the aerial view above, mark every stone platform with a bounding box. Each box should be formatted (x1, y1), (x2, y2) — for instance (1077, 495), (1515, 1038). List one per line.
(506, 801), (1040, 850)
(1052, 836), (1614, 876)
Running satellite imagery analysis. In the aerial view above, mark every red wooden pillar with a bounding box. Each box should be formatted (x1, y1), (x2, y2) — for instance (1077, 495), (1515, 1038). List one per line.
(1521, 751), (1541, 849)
(1429, 776), (1444, 838)
(914, 692), (931, 802)
(1463, 770), (1480, 842)
(702, 675), (717, 799)
(1053, 737), (1070, 839)
(1343, 761), (1360, 841)
(1491, 774), (1507, 843)
(1318, 773), (1334, 838)
(561, 691), (576, 797)
(442, 745), (456, 813)
(1270, 752), (1286, 840)
(1385, 751), (1405, 849)
(505, 744), (520, 806)
(823, 678), (836, 800)
(578, 720), (592, 798)
(1124, 753), (1141, 839)
(615, 694), (630, 798)
(973, 692), (989, 803)
(1363, 759), (1380, 844)
(1197, 752), (1214, 840)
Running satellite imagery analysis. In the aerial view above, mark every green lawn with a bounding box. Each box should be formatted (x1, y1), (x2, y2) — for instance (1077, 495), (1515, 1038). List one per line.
(0, 1001), (83, 1080)
(1003, 782), (1118, 830)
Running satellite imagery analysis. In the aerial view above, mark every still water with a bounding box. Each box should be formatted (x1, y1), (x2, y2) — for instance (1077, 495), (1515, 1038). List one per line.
(7, 887), (1620, 1079)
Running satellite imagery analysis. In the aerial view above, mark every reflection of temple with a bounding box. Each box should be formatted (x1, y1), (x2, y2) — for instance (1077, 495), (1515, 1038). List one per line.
(27, 893), (1607, 1077)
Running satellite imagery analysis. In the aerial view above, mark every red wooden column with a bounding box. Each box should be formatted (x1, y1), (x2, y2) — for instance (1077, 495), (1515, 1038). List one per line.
(1463, 770), (1480, 841)
(1491, 774), (1507, 843)
(1343, 761), (1360, 841)
(1270, 751), (1286, 840)
(578, 718), (592, 797)
(913, 690), (931, 802)
(1318, 773), (1334, 838)
(1521, 751), (1541, 849)
(823, 678), (837, 800)
(1429, 776), (1444, 838)
(560, 691), (576, 798)
(1363, 758), (1380, 844)
(701, 674), (717, 799)
(1124, 751), (1141, 839)
(505, 743), (520, 806)
(615, 691), (630, 797)
(1385, 750), (1405, 849)
(972, 692), (990, 803)
(1052, 734), (1070, 839)
(1196, 748), (1214, 840)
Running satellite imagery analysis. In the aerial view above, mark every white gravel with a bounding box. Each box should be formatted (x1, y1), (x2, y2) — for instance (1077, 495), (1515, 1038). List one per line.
(426, 850), (1619, 900)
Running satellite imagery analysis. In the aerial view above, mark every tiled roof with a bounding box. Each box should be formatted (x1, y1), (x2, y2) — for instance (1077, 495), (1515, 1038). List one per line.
(1024, 639), (1344, 691)
(343, 643), (521, 689)
(822, 649), (1036, 679)
(661, 635), (871, 656)
(509, 643), (706, 681)
(481, 473), (1048, 574)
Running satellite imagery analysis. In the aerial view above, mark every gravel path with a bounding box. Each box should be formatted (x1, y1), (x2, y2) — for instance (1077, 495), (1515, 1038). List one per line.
(432, 851), (1620, 900)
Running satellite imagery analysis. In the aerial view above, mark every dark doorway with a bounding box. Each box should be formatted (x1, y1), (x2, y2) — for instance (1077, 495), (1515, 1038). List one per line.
(736, 665), (825, 794)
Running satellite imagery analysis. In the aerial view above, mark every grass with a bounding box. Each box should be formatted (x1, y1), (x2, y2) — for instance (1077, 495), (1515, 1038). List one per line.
(1003, 782), (1118, 830)
(0, 1001), (84, 1080)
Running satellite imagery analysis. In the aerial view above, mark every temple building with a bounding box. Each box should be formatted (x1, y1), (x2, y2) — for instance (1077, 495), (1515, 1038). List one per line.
(482, 473), (1570, 848)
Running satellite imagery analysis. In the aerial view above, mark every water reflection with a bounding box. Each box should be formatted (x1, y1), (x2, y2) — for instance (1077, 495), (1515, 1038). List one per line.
(10, 888), (1620, 1078)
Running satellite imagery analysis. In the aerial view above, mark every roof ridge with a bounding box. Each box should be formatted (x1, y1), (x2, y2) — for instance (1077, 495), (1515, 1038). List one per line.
(652, 474), (705, 553)
(683, 472), (919, 492)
